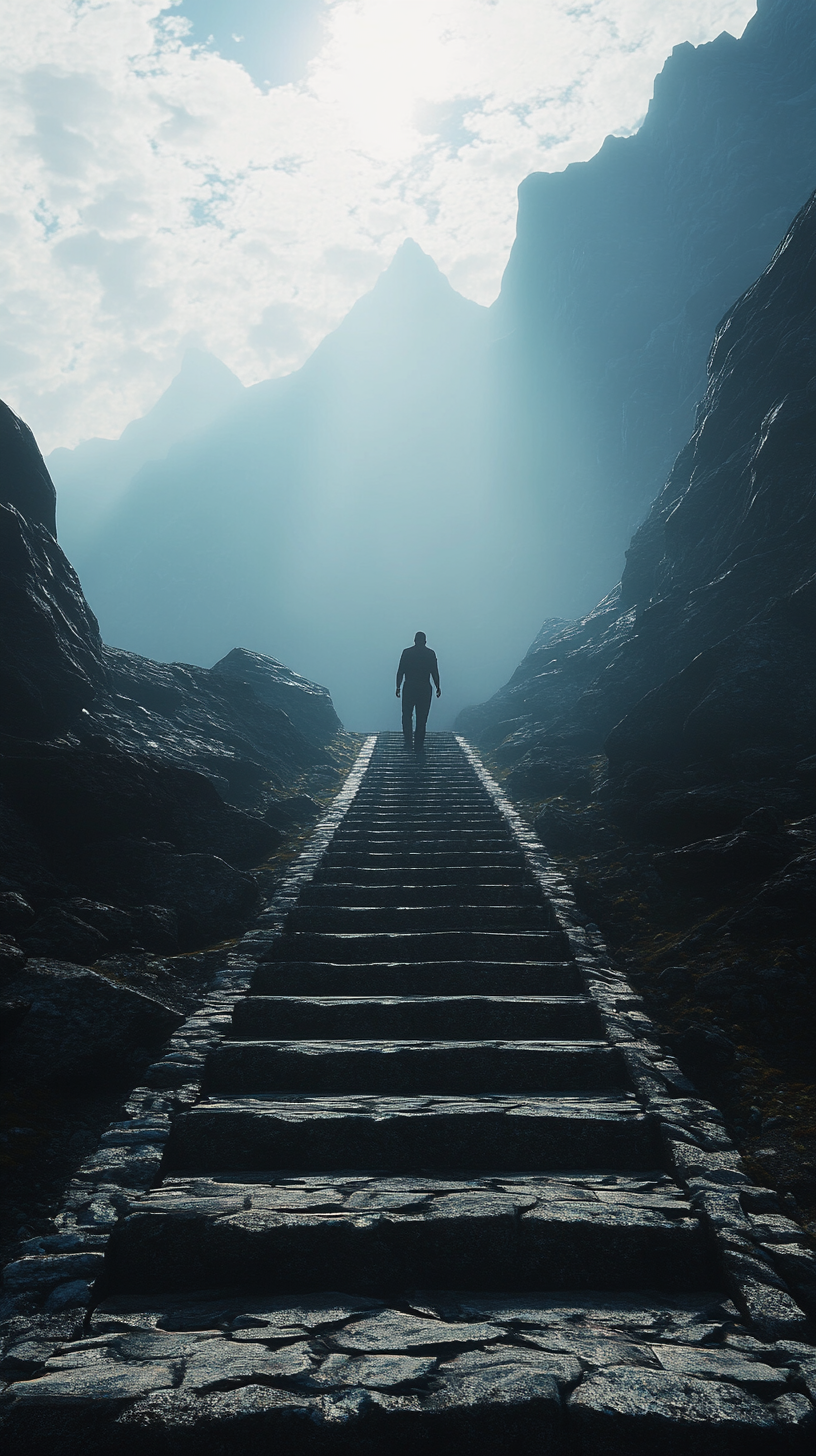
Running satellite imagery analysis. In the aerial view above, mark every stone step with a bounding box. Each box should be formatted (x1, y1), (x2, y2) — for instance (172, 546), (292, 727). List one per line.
(284, 905), (553, 933)
(330, 833), (514, 849)
(349, 812), (494, 821)
(232, 995), (601, 1042)
(27, 1284), (793, 1456)
(250, 960), (584, 997)
(351, 803), (489, 815)
(104, 1171), (711, 1296)
(298, 884), (542, 907)
(261, 931), (571, 963)
(168, 1093), (659, 1171)
(312, 865), (532, 885)
(205, 1040), (623, 1096)
(324, 852), (528, 868)
(338, 828), (502, 839)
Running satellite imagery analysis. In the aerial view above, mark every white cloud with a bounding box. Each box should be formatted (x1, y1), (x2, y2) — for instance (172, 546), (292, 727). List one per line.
(0, 0), (757, 449)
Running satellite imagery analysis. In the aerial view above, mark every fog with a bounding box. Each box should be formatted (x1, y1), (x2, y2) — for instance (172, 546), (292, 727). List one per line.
(55, 242), (589, 732)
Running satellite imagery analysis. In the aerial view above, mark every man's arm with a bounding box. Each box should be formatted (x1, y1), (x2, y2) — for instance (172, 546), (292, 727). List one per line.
(430, 651), (441, 697)
(396, 649), (407, 698)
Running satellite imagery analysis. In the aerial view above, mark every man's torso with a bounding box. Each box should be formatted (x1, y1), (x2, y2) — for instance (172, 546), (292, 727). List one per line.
(400, 644), (437, 685)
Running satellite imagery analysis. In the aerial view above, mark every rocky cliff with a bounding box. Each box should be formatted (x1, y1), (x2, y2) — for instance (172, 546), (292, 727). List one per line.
(460, 185), (816, 783)
(458, 187), (816, 1213)
(492, 0), (816, 614)
(0, 407), (349, 1264)
(0, 403), (344, 964)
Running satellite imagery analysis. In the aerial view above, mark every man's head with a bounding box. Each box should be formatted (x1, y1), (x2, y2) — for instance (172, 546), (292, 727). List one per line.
(414, 631), (426, 646)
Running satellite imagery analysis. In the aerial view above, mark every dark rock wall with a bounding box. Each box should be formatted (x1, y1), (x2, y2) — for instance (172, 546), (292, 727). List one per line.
(459, 186), (816, 782)
(1, 403), (106, 737)
(492, 0), (816, 611)
(0, 401), (57, 534)
(98, 647), (328, 806)
(460, 183), (816, 1210)
(0, 402), (342, 966)
(211, 647), (341, 747)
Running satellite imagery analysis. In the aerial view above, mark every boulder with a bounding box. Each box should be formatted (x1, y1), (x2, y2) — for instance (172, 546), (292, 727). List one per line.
(17, 898), (155, 964)
(61, 899), (135, 946)
(0, 960), (181, 1086)
(0, 400), (107, 737)
(98, 645), (329, 807)
(132, 905), (179, 954)
(0, 399), (57, 532)
(0, 503), (106, 738)
(212, 648), (341, 746)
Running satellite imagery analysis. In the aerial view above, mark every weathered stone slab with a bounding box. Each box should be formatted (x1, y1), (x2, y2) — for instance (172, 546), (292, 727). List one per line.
(205, 1038), (623, 1095)
(232, 993), (600, 1041)
(250, 959), (583, 996)
(567, 1366), (803, 1453)
(169, 1092), (658, 1171)
(262, 928), (570, 963)
(103, 1172), (707, 1295)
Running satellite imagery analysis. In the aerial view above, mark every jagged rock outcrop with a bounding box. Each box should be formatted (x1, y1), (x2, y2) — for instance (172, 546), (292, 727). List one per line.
(96, 646), (330, 806)
(458, 188), (816, 1205)
(494, 0), (816, 612)
(459, 186), (816, 795)
(212, 648), (341, 746)
(0, 404), (107, 737)
(0, 401), (342, 981)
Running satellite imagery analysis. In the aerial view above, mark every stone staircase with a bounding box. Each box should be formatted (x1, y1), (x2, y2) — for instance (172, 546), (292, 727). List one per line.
(2, 733), (814, 1453)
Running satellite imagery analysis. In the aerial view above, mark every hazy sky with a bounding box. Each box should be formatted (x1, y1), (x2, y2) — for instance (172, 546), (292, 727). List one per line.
(2, 0), (757, 450)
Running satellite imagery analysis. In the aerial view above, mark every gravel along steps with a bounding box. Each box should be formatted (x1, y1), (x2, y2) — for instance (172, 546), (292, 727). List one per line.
(2, 732), (814, 1453)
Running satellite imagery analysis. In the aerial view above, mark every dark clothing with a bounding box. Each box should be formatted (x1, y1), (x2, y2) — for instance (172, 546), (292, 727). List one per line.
(402, 682), (432, 748)
(396, 644), (440, 692)
(397, 644), (440, 751)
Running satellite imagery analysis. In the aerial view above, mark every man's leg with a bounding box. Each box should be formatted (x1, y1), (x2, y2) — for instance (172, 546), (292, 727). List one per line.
(401, 691), (414, 748)
(414, 686), (432, 751)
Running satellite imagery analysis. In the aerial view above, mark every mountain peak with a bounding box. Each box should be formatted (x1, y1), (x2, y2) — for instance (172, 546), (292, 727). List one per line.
(375, 238), (454, 293)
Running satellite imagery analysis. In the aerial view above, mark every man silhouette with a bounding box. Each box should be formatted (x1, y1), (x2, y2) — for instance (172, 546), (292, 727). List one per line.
(396, 632), (441, 752)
